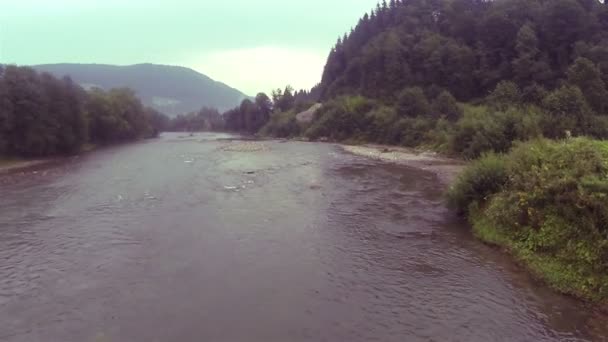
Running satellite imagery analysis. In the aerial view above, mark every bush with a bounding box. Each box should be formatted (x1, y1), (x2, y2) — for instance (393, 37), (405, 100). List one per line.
(449, 105), (543, 159)
(456, 138), (608, 302)
(364, 105), (399, 144)
(258, 110), (301, 138)
(305, 96), (375, 141)
(425, 118), (455, 153)
(396, 117), (436, 147)
(447, 153), (509, 214)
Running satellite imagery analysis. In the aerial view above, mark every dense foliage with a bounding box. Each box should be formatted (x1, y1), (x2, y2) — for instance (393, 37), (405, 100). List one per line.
(448, 138), (608, 302)
(0, 65), (167, 158)
(320, 0), (608, 103)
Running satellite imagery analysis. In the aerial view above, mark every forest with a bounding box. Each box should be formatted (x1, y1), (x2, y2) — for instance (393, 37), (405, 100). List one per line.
(0, 65), (167, 158)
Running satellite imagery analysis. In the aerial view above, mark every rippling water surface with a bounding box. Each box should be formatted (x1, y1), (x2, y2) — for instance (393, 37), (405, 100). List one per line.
(0, 133), (606, 342)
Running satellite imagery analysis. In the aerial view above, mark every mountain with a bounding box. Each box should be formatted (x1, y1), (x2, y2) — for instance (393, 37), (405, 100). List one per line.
(33, 63), (249, 116)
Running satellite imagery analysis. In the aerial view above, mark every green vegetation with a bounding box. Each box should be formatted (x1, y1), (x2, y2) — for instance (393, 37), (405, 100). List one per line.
(0, 65), (168, 158)
(448, 138), (608, 303)
(167, 107), (222, 132)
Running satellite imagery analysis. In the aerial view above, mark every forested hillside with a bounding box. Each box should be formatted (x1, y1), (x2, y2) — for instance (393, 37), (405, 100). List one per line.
(320, 0), (608, 103)
(0, 65), (168, 158)
(239, 0), (608, 160)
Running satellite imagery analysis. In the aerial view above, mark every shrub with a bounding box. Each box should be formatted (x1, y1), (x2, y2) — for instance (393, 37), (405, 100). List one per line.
(397, 117), (436, 147)
(305, 96), (375, 141)
(447, 153), (509, 214)
(457, 138), (608, 302)
(449, 106), (511, 159)
(364, 105), (399, 144)
(258, 110), (301, 138)
(425, 118), (454, 152)
(449, 105), (543, 159)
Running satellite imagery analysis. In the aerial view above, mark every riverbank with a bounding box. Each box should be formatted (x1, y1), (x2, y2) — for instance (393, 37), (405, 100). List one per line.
(0, 144), (100, 179)
(0, 159), (58, 175)
(340, 144), (465, 185)
(446, 138), (608, 312)
(340, 140), (607, 314)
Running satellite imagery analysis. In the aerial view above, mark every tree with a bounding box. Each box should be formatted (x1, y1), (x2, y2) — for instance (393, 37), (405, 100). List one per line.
(567, 57), (608, 114)
(542, 85), (591, 138)
(255, 93), (272, 118)
(2, 66), (52, 157)
(541, 0), (589, 70)
(272, 86), (296, 113)
(432, 91), (462, 121)
(488, 81), (522, 110)
(512, 24), (552, 86)
(396, 87), (431, 118)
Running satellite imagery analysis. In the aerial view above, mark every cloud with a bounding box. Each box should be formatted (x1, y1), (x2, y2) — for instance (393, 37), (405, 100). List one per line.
(190, 46), (327, 96)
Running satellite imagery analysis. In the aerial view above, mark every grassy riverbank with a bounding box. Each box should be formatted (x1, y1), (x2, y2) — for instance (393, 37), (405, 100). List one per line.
(448, 138), (608, 306)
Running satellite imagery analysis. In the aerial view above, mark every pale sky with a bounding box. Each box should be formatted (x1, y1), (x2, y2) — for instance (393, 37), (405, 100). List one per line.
(0, 0), (379, 95)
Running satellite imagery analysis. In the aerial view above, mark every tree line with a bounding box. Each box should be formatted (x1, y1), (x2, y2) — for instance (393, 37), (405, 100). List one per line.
(0, 65), (168, 158)
(166, 86), (316, 134)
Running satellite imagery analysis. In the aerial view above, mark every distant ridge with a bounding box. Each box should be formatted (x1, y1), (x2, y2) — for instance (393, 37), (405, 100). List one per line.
(33, 63), (249, 116)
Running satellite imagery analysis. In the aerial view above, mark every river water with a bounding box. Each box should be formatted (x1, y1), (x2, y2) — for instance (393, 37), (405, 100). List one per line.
(0, 133), (606, 342)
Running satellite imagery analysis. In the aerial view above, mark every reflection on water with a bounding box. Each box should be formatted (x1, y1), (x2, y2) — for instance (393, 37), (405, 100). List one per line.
(0, 133), (605, 342)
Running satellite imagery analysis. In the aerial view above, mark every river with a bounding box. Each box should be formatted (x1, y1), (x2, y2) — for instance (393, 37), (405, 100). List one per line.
(0, 133), (606, 342)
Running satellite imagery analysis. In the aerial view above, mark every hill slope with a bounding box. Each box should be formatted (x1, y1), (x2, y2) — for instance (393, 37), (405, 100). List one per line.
(319, 0), (608, 102)
(33, 63), (248, 116)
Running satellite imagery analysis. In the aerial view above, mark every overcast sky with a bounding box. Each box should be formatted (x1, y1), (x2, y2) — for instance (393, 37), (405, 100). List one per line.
(1, 0), (379, 95)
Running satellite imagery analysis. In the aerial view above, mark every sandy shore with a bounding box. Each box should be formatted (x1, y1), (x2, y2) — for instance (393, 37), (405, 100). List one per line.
(341, 144), (465, 185)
